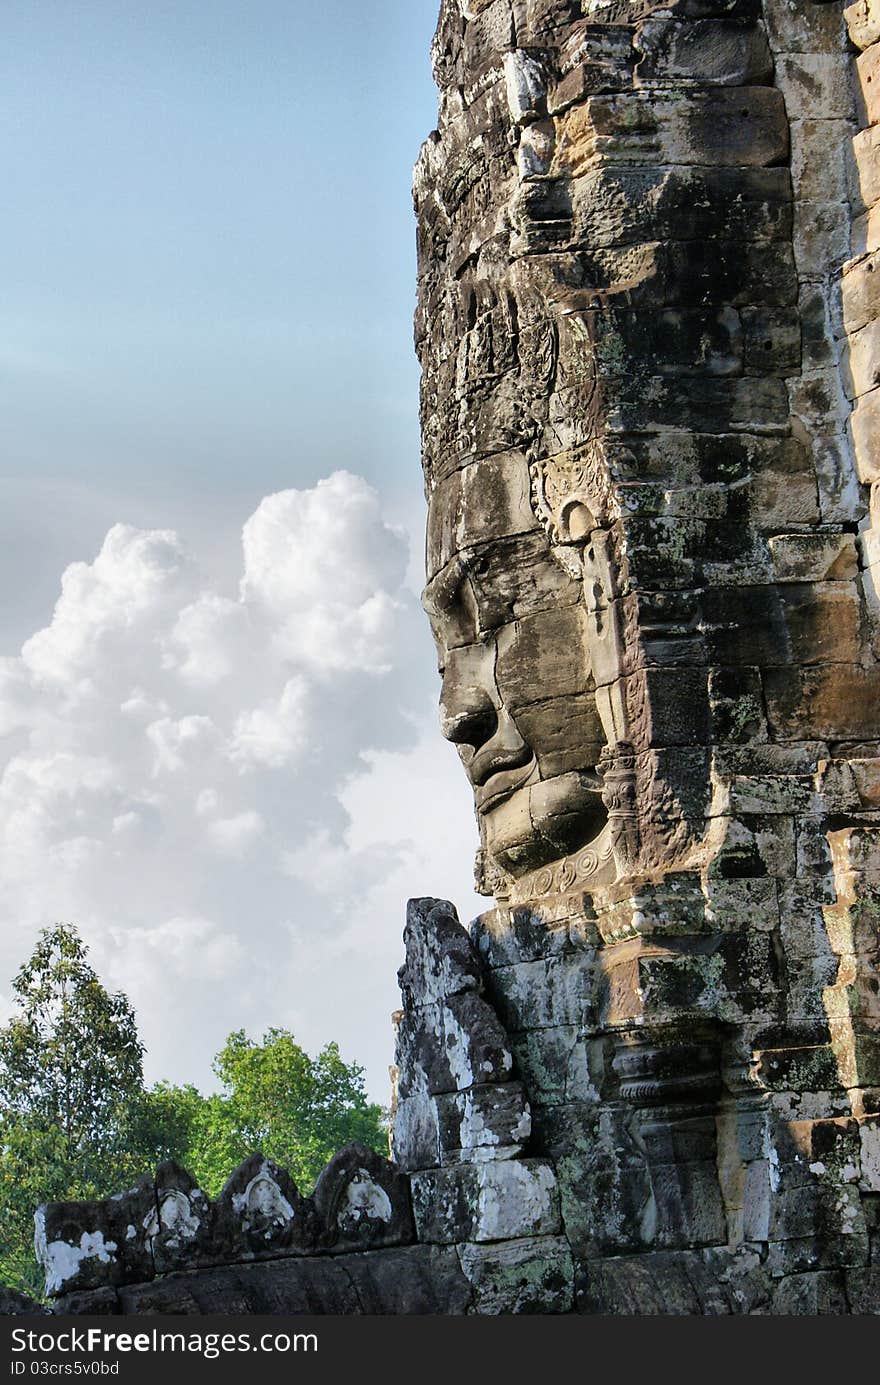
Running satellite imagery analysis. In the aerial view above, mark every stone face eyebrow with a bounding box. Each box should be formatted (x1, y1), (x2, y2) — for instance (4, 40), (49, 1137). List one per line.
(420, 554), (467, 622)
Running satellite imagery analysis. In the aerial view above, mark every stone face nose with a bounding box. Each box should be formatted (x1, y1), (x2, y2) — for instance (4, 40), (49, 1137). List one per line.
(437, 642), (499, 755)
(438, 645), (534, 797)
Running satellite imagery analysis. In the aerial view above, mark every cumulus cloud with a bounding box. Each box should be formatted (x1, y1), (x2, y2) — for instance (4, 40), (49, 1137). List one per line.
(0, 472), (481, 1100)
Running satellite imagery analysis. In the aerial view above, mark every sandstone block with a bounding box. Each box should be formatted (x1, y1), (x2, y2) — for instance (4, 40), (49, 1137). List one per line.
(577, 1248), (763, 1315)
(435, 1081), (531, 1162)
(774, 53), (855, 120)
(603, 374), (791, 436)
(845, 317), (880, 398)
(842, 247), (880, 335)
(36, 1175), (155, 1298)
(845, 1265), (880, 1311)
(791, 120), (854, 206)
(550, 24), (634, 112)
(394, 1002), (447, 1098)
(757, 1045), (844, 1094)
(852, 201), (880, 256)
(470, 902), (581, 969)
(392, 1092), (441, 1171)
(633, 16), (772, 87)
(706, 880), (781, 936)
(769, 0), (851, 52)
(793, 200), (852, 276)
(770, 1271), (849, 1314)
(845, 0), (880, 52)
(748, 443), (822, 527)
(764, 663), (880, 740)
(445, 990), (516, 1089)
(118, 1245), (473, 1315)
(852, 124), (880, 214)
(514, 694), (605, 778)
(425, 453), (539, 580)
(554, 88), (788, 177)
(489, 953), (596, 1030)
(650, 1160), (728, 1249)
(781, 582), (864, 667)
(857, 41), (880, 126)
(396, 989), (514, 1098)
(495, 605), (590, 709)
(567, 166), (792, 248)
(766, 1232), (869, 1277)
(814, 433), (867, 524)
(860, 1119), (880, 1191)
(789, 367), (850, 435)
(410, 1159), (561, 1244)
(398, 896), (483, 1011)
(457, 1235), (575, 1313)
(799, 283), (843, 371)
(508, 1024), (600, 1105)
(767, 532), (858, 583)
(741, 306), (801, 375)
(849, 384), (880, 480)
(770, 1182), (864, 1243)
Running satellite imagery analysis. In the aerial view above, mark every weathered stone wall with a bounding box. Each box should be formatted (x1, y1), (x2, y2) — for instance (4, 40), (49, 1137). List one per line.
(31, 890), (880, 1314)
(411, 0), (880, 1312)
(29, 902), (573, 1315)
(845, 0), (880, 632)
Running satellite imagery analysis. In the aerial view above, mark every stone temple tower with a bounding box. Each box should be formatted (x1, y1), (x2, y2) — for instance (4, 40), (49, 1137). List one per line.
(407, 0), (880, 1312)
(22, 0), (880, 1315)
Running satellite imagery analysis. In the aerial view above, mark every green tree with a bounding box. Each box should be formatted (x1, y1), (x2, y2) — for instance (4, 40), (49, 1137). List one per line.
(0, 928), (388, 1297)
(0, 924), (146, 1295)
(183, 1028), (387, 1196)
(124, 1081), (206, 1173)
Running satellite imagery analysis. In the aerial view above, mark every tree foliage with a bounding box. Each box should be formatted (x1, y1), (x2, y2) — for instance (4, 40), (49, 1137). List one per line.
(0, 925), (387, 1299)
(0, 925), (145, 1295)
(184, 1029), (387, 1196)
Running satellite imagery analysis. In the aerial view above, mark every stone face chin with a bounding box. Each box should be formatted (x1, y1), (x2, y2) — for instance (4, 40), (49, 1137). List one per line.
(482, 773), (606, 879)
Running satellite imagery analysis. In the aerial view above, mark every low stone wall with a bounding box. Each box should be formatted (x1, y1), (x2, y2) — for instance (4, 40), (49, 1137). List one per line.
(29, 897), (880, 1314)
(37, 901), (574, 1315)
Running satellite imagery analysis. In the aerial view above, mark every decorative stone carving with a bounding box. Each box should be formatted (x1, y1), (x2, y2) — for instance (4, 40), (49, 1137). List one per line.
(312, 1145), (415, 1253)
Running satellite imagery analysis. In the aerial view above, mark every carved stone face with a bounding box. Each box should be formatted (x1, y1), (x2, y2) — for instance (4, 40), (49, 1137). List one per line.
(423, 450), (607, 890)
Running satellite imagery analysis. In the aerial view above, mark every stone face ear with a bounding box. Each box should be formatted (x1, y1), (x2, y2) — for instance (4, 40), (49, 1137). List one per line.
(311, 1144), (415, 1253)
(528, 443), (612, 548)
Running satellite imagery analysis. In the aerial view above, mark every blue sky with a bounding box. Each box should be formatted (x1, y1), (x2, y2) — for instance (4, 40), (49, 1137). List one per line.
(0, 1), (483, 1102)
(1, 0), (440, 641)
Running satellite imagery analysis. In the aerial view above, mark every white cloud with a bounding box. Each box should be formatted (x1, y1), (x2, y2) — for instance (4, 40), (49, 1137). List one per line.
(0, 473), (482, 1103)
(240, 475), (410, 675)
